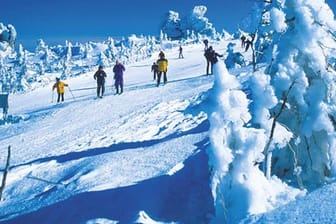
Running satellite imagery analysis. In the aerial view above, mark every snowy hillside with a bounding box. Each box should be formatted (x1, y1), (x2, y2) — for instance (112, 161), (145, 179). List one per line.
(0, 38), (336, 224)
(2, 1), (336, 223)
(0, 5), (225, 94)
(0, 42), (221, 223)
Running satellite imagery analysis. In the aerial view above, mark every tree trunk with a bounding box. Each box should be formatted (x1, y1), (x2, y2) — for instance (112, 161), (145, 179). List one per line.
(0, 145), (11, 201)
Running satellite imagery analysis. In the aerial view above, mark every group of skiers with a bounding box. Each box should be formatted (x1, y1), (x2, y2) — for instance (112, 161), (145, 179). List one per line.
(52, 60), (126, 102)
(93, 60), (126, 98)
(54, 50), (169, 102)
(93, 60), (126, 97)
(203, 40), (223, 75)
(240, 34), (255, 52)
(53, 42), (223, 102)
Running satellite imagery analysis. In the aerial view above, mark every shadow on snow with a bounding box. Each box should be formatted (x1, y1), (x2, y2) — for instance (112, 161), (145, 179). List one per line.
(12, 119), (210, 170)
(3, 138), (215, 224)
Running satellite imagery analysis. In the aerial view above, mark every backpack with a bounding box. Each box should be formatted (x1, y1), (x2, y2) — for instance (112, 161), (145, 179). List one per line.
(204, 49), (212, 60)
(157, 58), (168, 72)
(204, 49), (216, 62)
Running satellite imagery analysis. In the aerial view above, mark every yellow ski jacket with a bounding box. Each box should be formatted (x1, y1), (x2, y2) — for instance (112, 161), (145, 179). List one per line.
(157, 58), (168, 72)
(53, 81), (68, 94)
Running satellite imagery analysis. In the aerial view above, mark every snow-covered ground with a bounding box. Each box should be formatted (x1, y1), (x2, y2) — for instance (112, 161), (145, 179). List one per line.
(1, 39), (336, 224)
(0, 42), (221, 223)
(245, 181), (336, 224)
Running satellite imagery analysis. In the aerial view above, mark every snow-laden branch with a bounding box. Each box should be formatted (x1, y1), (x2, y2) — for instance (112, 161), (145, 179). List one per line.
(263, 80), (296, 179)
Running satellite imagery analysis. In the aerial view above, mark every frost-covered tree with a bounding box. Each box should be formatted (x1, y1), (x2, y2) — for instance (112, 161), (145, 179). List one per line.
(61, 41), (72, 79)
(35, 39), (48, 53)
(160, 10), (183, 39)
(16, 44), (29, 91)
(35, 39), (56, 73)
(146, 36), (158, 57)
(224, 42), (246, 69)
(83, 42), (94, 67)
(105, 37), (117, 65)
(97, 51), (109, 68)
(208, 0), (336, 223)
(160, 5), (218, 40)
(265, 0), (336, 187)
(159, 30), (168, 42)
(181, 5), (217, 38)
(0, 58), (7, 91)
(207, 60), (300, 223)
(7, 24), (16, 49)
(0, 23), (16, 52)
(255, 1), (287, 67)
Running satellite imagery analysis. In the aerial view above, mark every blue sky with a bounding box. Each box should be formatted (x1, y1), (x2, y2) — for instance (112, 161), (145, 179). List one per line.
(1, 0), (336, 50)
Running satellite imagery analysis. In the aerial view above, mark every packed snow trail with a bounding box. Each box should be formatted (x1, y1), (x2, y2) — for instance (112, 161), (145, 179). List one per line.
(0, 42), (226, 223)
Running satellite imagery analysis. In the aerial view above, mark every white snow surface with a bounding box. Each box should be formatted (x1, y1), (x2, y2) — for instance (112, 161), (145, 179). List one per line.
(0, 43), (214, 224)
(0, 40), (336, 224)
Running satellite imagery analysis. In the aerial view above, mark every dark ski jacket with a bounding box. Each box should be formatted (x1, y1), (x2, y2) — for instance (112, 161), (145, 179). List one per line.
(94, 70), (107, 84)
(151, 63), (158, 72)
(204, 48), (222, 64)
(113, 63), (126, 80)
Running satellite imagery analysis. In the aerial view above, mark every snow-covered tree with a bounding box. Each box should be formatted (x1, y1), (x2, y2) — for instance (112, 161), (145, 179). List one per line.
(265, 0), (336, 187)
(207, 59), (301, 223)
(224, 42), (246, 69)
(105, 37), (117, 65)
(160, 6), (218, 40)
(160, 10), (183, 39)
(181, 5), (217, 38)
(97, 51), (108, 68)
(16, 44), (29, 91)
(0, 57), (7, 91)
(208, 0), (336, 223)
(0, 23), (16, 53)
(7, 24), (16, 49)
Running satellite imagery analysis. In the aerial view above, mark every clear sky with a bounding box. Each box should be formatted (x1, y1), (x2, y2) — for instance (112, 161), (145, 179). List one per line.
(1, 0), (336, 50)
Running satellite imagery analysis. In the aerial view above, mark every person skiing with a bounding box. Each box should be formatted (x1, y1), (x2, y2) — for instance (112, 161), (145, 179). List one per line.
(244, 33), (256, 52)
(178, 45), (184, 59)
(52, 77), (68, 103)
(93, 65), (107, 98)
(151, 62), (158, 80)
(156, 51), (168, 86)
(113, 60), (126, 94)
(203, 39), (209, 50)
(240, 35), (246, 48)
(204, 46), (223, 75)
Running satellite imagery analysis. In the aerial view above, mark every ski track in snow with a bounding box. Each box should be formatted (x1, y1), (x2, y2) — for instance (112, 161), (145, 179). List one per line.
(0, 43), (223, 222)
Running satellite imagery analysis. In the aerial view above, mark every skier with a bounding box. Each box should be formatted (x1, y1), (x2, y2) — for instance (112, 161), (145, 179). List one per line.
(178, 45), (184, 59)
(240, 35), (246, 48)
(93, 65), (107, 98)
(113, 60), (126, 94)
(204, 46), (223, 75)
(203, 39), (209, 50)
(151, 62), (158, 80)
(52, 77), (68, 103)
(244, 33), (256, 52)
(156, 51), (168, 86)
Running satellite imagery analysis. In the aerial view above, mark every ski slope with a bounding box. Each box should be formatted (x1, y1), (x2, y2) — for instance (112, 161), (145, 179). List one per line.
(0, 42), (224, 223)
(1, 39), (336, 224)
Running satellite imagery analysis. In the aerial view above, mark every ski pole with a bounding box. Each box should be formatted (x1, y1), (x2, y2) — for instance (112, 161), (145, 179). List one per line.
(67, 86), (76, 100)
(51, 90), (54, 103)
